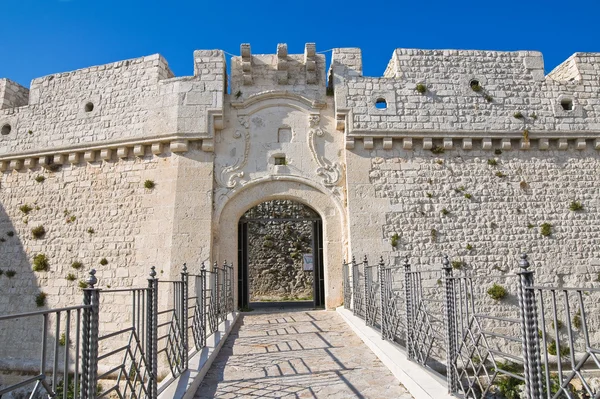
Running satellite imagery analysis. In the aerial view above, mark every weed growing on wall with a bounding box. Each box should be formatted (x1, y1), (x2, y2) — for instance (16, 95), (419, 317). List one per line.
(99, 258), (108, 266)
(31, 225), (46, 239)
(66, 273), (76, 282)
(144, 180), (155, 189)
(33, 254), (49, 271)
(569, 201), (583, 211)
(391, 233), (399, 247)
(415, 83), (427, 94)
(71, 261), (83, 270)
(20, 204), (33, 214)
(487, 284), (507, 300)
(35, 175), (45, 183)
(35, 292), (47, 307)
(540, 223), (552, 237)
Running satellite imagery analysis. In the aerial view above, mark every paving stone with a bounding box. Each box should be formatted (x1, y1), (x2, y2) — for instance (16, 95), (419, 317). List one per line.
(194, 309), (413, 399)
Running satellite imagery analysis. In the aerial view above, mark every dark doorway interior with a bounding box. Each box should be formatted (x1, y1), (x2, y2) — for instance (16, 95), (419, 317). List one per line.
(237, 200), (325, 310)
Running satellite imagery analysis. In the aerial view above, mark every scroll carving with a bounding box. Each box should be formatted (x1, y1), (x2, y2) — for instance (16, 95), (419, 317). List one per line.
(308, 114), (342, 187)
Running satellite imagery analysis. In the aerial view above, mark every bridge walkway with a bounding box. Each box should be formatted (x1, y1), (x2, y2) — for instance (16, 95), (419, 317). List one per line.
(193, 307), (413, 399)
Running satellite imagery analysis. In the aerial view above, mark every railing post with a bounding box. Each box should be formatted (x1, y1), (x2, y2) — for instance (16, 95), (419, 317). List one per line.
(223, 260), (228, 320)
(81, 269), (99, 399)
(201, 262), (207, 347)
(517, 254), (544, 399)
(146, 267), (158, 399)
(181, 263), (189, 371)
(378, 256), (385, 339)
(403, 256), (414, 359)
(442, 255), (458, 394)
(351, 256), (358, 316)
(363, 255), (369, 322)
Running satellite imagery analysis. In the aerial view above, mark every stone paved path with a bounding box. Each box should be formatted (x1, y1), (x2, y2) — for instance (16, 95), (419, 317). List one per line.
(194, 309), (413, 399)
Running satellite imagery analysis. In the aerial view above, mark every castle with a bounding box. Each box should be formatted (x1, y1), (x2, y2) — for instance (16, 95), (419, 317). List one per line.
(1, 43), (600, 325)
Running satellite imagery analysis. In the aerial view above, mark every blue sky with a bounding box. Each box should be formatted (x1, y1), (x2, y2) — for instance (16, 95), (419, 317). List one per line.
(1, 0), (599, 88)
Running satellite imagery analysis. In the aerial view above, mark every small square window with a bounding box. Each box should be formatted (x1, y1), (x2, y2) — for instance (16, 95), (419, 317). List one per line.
(274, 157), (287, 165)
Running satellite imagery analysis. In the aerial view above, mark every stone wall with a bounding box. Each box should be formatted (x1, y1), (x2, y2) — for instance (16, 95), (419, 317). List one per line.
(248, 219), (314, 301)
(0, 143), (214, 366)
(345, 141), (600, 348)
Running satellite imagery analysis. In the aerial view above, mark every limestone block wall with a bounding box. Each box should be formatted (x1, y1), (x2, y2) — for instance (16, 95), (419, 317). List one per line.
(332, 48), (600, 137)
(0, 55), (174, 156)
(0, 79), (29, 109)
(345, 140), (600, 346)
(0, 145), (215, 370)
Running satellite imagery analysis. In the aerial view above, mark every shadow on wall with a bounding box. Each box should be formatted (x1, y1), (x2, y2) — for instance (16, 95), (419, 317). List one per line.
(0, 201), (63, 393)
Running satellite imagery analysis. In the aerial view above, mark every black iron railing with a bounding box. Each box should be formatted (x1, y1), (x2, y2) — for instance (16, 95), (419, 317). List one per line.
(0, 261), (235, 399)
(342, 254), (600, 399)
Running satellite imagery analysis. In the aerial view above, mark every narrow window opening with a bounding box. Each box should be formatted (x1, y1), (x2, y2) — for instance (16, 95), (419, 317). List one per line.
(561, 98), (573, 111)
(1, 124), (11, 135)
(85, 102), (94, 113)
(375, 98), (387, 109)
(274, 156), (287, 166)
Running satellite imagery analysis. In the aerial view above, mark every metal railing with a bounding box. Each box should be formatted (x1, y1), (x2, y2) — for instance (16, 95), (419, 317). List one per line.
(0, 260), (235, 399)
(342, 253), (600, 399)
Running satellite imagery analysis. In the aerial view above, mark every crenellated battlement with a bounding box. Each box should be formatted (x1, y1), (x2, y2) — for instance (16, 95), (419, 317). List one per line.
(329, 47), (600, 150)
(1, 43), (600, 167)
(230, 43), (326, 102)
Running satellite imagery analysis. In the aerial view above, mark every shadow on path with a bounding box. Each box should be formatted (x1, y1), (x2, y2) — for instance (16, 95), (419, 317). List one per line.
(194, 310), (412, 399)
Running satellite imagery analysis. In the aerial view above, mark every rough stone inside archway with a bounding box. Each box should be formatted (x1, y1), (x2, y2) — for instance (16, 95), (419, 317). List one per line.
(243, 200), (319, 302)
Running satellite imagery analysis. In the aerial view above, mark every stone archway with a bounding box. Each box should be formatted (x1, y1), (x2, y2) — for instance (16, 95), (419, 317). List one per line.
(213, 177), (345, 309)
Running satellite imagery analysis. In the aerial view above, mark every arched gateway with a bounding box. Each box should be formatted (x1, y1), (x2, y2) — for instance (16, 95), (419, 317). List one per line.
(213, 179), (345, 309)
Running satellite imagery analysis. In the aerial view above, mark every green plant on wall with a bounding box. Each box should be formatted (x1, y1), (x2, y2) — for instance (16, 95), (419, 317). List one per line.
(487, 159), (498, 166)
(71, 261), (83, 270)
(495, 171), (507, 178)
(20, 204), (33, 214)
(31, 225), (46, 239)
(573, 310), (582, 329)
(487, 284), (507, 300)
(33, 254), (50, 271)
(431, 146), (444, 154)
(466, 243), (473, 251)
(66, 273), (77, 282)
(35, 292), (47, 307)
(464, 193), (472, 199)
(547, 339), (569, 357)
(87, 228), (95, 234)
(513, 112), (523, 119)
(99, 258), (108, 266)
(569, 201), (583, 211)
(540, 223), (552, 237)
(441, 208), (449, 216)
(415, 83), (427, 94)
(451, 260), (463, 269)
(144, 180), (155, 189)
(430, 229), (437, 242)
(35, 175), (45, 183)
(391, 233), (399, 247)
